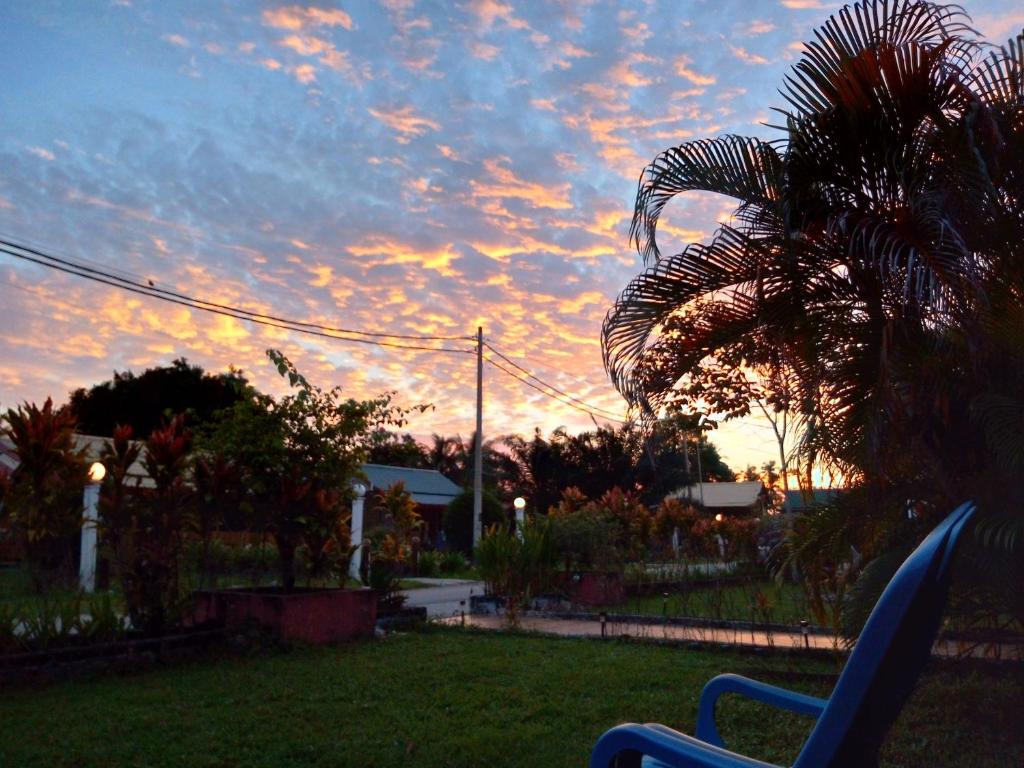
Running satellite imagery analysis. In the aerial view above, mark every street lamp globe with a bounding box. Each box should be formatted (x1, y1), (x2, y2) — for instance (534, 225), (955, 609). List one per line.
(513, 497), (526, 511)
(88, 462), (106, 483)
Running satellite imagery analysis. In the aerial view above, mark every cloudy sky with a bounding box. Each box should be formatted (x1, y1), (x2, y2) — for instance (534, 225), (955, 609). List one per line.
(1, 0), (1020, 474)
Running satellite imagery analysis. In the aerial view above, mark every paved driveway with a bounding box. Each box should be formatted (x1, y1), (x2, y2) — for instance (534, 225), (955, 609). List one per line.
(400, 578), (485, 619)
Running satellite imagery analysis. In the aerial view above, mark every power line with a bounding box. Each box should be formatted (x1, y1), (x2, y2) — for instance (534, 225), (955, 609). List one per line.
(0, 244), (474, 355)
(0, 237), (472, 343)
(482, 340), (627, 420)
(483, 353), (626, 423)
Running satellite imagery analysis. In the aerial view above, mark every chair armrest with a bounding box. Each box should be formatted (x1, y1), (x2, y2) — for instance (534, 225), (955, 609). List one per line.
(696, 674), (828, 747)
(590, 723), (782, 768)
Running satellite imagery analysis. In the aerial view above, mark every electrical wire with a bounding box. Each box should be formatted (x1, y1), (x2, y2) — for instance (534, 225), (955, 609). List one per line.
(0, 244), (474, 355)
(482, 340), (627, 420)
(0, 237), (473, 342)
(483, 354), (627, 423)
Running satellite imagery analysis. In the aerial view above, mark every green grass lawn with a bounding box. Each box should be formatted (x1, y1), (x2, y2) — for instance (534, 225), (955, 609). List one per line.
(0, 628), (1019, 767)
(597, 580), (812, 626)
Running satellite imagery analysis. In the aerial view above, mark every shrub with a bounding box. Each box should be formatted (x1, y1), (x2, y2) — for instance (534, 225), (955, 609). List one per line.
(474, 518), (553, 626)
(368, 532), (406, 610)
(548, 504), (620, 572)
(652, 497), (700, 546)
(105, 416), (193, 635)
(439, 550), (468, 574)
(416, 549), (440, 578)
(442, 488), (504, 556)
(1, 399), (86, 590)
(589, 487), (651, 559)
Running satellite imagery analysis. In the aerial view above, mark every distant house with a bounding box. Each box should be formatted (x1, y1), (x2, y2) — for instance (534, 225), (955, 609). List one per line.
(667, 480), (771, 518)
(782, 488), (843, 514)
(0, 433), (153, 487)
(360, 463), (462, 544)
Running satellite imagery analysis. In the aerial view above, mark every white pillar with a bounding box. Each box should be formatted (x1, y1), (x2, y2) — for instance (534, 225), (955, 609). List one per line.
(79, 483), (100, 592)
(515, 506), (525, 536)
(349, 483), (367, 582)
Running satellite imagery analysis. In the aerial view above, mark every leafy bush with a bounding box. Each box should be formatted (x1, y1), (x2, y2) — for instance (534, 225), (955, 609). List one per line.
(100, 416), (193, 635)
(549, 508), (620, 571)
(200, 350), (427, 589)
(474, 519), (553, 626)
(547, 487), (650, 571)
(588, 487), (651, 560)
(442, 488), (504, 556)
(416, 550), (440, 578)
(10, 592), (127, 651)
(439, 550), (468, 574)
(1, 399), (86, 590)
(652, 497), (700, 552)
(367, 532), (406, 610)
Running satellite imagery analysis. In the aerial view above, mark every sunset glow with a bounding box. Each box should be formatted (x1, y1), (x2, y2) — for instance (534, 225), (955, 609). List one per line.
(1, 1), (1019, 470)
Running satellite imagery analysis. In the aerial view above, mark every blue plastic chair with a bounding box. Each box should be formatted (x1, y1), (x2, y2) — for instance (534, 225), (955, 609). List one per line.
(590, 502), (976, 768)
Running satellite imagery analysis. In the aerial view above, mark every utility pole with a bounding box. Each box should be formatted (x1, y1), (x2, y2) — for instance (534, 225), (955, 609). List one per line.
(473, 326), (484, 550)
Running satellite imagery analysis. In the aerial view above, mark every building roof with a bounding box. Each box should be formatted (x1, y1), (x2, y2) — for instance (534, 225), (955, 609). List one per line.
(360, 463), (462, 506)
(0, 433), (154, 487)
(783, 488), (842, 512)
(668, 480), (767, 509)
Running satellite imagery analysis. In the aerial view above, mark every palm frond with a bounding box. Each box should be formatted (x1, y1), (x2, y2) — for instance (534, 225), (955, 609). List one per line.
(630, 136), (784, 265)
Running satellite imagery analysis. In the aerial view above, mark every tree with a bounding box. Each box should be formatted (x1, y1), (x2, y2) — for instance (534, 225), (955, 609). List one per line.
(602, 1), (1024, 520)
(499, 422), (733, 510)
(602, 0), (1024, 636)
(366, 432), (429, 468)
(69, 359), (247, 438)
(200, 350), (430, 589)
(442, 488), (504, 556)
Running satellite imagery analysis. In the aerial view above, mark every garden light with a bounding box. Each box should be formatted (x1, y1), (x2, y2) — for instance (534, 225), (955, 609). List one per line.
(714, 513), (723, 522)
(88, 461), (106, 483)
(513, 496), (526, 510)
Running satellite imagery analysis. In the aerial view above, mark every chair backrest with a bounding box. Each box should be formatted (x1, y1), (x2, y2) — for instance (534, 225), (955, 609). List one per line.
(793, 502), (976, 768)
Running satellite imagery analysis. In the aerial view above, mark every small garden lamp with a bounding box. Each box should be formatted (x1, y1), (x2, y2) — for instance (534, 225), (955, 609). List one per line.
(513, 496), (526, 535)
(79, 461), (106, 592)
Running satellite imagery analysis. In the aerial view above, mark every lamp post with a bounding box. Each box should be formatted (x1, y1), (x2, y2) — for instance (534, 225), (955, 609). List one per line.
(79, 461), (105, 593)
(513, 496), (526, 536)
(349, 482), (367, 582)
(695, 414), (708, 508)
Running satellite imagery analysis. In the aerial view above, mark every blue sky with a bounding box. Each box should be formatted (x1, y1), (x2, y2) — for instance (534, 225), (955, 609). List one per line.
(1, 0), (1021, 475)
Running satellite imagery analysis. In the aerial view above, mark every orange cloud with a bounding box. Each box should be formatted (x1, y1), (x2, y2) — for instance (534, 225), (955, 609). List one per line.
(262, 6), (354, 31)
(288, 63), (317, 83)
(470, 157), (573, 211)
(674, 55), (716, 86)
(467, 0), (529, 30)
(729, 45), (769, 65)
(368, 105), (441, 142)
(347, 236), (459, 273)
(161, 33), (189, 47)
(470, 41), (501, 61)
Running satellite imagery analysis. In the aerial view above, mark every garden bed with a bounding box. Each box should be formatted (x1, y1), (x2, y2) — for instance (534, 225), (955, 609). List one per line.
(0, 627), (225, 685)
(193, 586), (377, 644)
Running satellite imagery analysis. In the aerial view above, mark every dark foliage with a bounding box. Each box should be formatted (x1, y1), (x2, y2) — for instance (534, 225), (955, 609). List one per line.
(68, 358), (247, 438)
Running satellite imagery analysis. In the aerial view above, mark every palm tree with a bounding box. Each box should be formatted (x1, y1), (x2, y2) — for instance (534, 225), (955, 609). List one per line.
(603, 0), (1024, 519)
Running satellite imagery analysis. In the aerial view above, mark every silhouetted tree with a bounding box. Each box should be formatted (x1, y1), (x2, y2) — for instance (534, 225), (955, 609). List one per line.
(69, 358), (247, 437)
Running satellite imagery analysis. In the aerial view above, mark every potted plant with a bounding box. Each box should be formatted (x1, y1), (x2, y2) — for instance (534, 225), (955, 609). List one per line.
(193, 350), (429, 644)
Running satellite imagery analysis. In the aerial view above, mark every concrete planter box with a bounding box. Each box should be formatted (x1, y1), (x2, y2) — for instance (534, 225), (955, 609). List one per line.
(562, 571), (625, 607)
(194, 587), (377, 644)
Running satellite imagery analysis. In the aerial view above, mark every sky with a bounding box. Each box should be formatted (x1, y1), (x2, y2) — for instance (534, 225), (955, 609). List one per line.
(1, 0), (1021, 476)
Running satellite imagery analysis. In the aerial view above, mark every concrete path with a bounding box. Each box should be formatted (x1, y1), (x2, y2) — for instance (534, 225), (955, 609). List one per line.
(401, 580), (485, 619)
(443, 613), (1023, 661)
